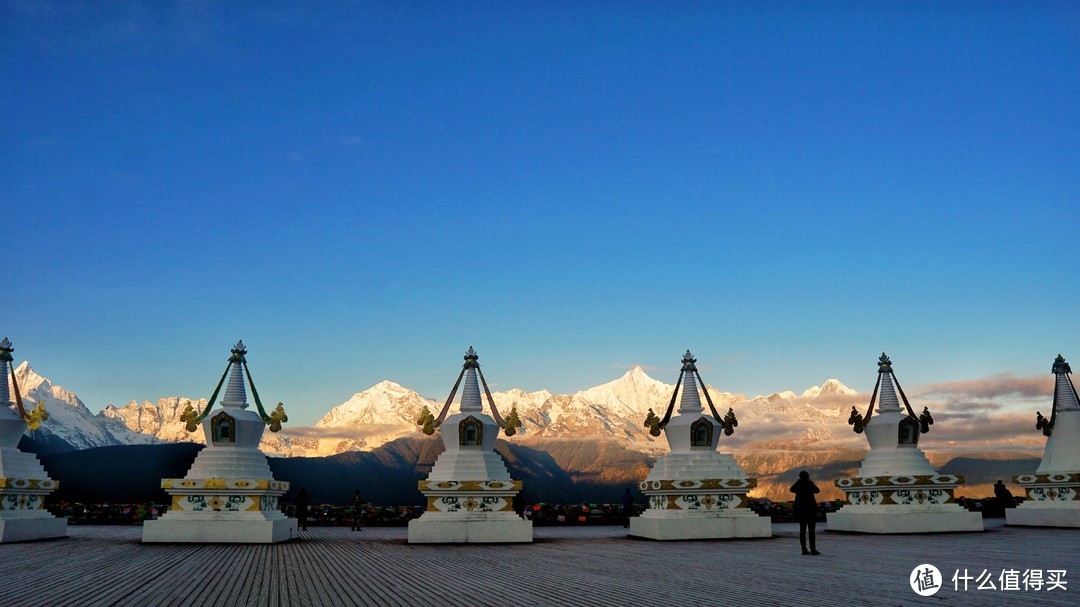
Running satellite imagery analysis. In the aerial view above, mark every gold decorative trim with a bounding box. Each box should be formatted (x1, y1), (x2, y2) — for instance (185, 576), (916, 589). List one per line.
(0, 477), (57, 490)
(424, 494), (511, 514)
(836, 474), (965, 489)
(161, 478), (288, 491)
(647, 493), (748, 511)
(841, 487), (956, 506)
(418, 480), (523, 492)
(1013, 472), (1080, 485)
(1020, 486), (1080, 502)
(638, 478), (757, 492)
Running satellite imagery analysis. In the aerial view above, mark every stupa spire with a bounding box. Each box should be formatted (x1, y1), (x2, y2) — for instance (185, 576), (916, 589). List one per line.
(678, 350), (703, 414)
(178, 341), (287, 433)
(220, 340), (249, 409)
(416, 346), (519, 437)
(460, 347), (483, 413)
(876, 354), (902, 412)
(0, 337), (12, 406)
(644, 350), (735, 438)
(1052, 354), (1079, 411)
(0, 336), (48, 431)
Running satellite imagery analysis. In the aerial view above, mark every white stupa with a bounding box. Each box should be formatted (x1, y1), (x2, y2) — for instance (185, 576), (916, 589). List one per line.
(630, 351), (771, 540)
(0, 337), (67, 543)
(142, 341), (296, 543)
(1007, 354), (1080, 528)
(408, 347), (531, 543)
(828, 353), (982, 533)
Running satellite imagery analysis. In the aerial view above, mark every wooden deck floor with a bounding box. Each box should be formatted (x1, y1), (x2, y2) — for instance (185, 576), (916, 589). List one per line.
(0, 520), (1075, 606)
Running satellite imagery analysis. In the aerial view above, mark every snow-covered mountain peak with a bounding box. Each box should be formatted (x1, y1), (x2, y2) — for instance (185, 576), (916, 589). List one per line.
(618, 366), (668, 387)
(529, 388), (553, 401)
(363, 379), (413, 396)
(578, 366), (672, 416)
(16, 359), (867, 459)
(13, 360), (50, 395)
(800, 379), (857, 399)
(760, 390), (799, 402)
(12, 360), (84, 410)
(316, 381), (436, 429)
(9, 360), (157, 450)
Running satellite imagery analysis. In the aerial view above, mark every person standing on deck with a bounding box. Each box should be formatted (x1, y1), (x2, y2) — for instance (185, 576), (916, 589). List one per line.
(994, 480), (1015, 507)
(350, 489), (364, 531)
(296, 488), (310, 531)
(790, 470), (820, 555)
(621, 488), (635, 528)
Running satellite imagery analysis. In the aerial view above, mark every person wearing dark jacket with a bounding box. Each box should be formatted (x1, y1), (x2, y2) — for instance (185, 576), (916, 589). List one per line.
(295, 488), (310, 531)
(790, 470), (820, 555)
(349, 489), (364, 531)
(994, 480), (1015, 507)
(621, 488), (635, 528)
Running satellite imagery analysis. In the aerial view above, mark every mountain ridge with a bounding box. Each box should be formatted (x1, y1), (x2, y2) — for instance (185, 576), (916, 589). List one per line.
(7, 360), (1044, 501)
(9, 361), (863, 457)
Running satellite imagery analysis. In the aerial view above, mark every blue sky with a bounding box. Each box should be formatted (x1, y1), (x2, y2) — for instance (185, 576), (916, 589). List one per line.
(3, 1), (1077, 425)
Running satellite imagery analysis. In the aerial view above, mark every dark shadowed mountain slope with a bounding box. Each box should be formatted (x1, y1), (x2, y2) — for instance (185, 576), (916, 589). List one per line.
(938, 457), (1042, 486)
(41, 443), (204, 503)
(34, 441), (1039, 507)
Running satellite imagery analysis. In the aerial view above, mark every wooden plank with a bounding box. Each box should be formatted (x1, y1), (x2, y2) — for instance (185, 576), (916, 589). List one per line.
(0, 521), (1075, 607)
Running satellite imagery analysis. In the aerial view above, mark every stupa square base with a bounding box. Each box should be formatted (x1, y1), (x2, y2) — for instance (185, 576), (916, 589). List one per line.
(0, 516), (67, 543)
(407, 516), (532, 543)
(1005, 473), (1079, 527)
(630, 512), (772, 540)
(142, 516), (297, 543)
(1006, 505), (1080, 528)
(827, 508), (983, 533)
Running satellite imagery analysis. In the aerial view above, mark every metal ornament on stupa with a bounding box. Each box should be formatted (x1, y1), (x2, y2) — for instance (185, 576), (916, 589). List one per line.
(827, 353), (982, 533)
(629, 351), (771, 540)
(408, 346), (531, 543)
(1007, 354), (1080, 527)
(0, 337), (67, 542)
(142, 341), (297, 543)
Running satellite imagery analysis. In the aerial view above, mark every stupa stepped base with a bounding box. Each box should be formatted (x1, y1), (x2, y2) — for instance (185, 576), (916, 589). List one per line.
(184, 449), (275, 479)
(631, 477), (771, 540)
(647, 452), (747, 480)
(631, 508), (771, 540)
(854, 448), (935, 478)
(425, 451), (513, 481)
(827, 506), (983, 533)
(408, 513), (532, 543)
(0, 448), (52, 479)
(1006, 472), (1080, 528)
(1006, 506), (1080, 528)
(142, 477), (296, 544)
(0, 515), (68, 543)
(409, 479), (532, 543)
(0, 476), (67, 543)
(143, 515), (296, 543)
(829, 474), (982, 533)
